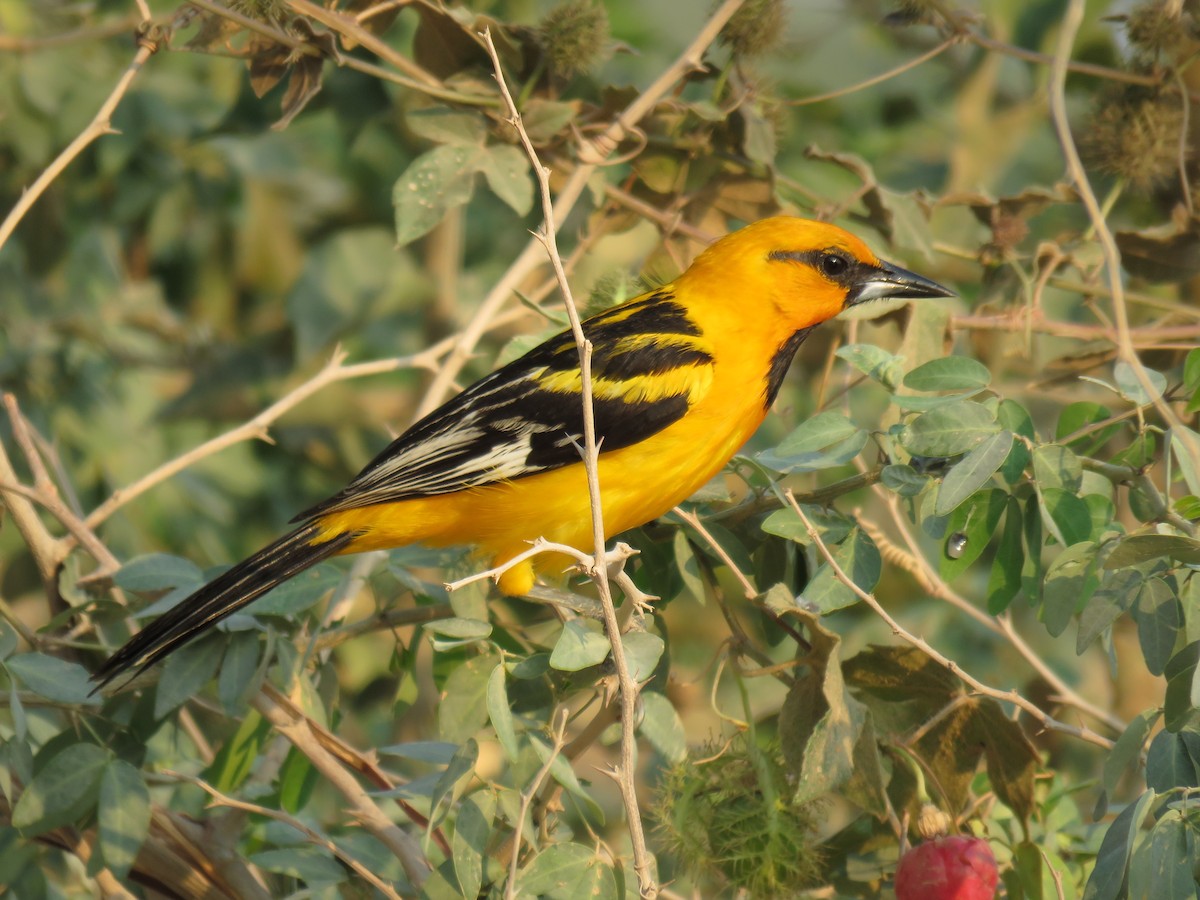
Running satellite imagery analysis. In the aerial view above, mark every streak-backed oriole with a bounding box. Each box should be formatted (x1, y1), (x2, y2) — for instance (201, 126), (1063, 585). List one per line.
(93, 216), (952, 688)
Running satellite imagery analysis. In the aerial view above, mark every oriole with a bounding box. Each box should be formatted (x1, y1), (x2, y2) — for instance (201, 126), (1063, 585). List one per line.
(93, 216), (951, 688)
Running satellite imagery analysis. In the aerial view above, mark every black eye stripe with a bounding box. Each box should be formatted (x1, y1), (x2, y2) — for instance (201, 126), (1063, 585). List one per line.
(767, 247), (868, 288)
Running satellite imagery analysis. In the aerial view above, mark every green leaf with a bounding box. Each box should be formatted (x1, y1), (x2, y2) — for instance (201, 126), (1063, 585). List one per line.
(880, 463), (930, 497)
(1145, 729), (1200, 793)
(478, 144), (533, 215)
(976, 700), (1038, 821)
(1041, 542), (1099, 638)
(760, 504), (853, 546)
(775, 412), (861, 455)
(487, 663), (521, 762)
(205, 709), (272, 794)
(218, 630), (261, 713)
(939, 488), (1007, 581)
(1135, 577), (1182, 676)
(1082, 790), (1155, 900)
(836, 343), (902, 388)
(520, 99), (577, 143)
(1056, 401), (1120, 455)
(1103, 709), (1158, 794)
(1176, 495), (1200, 521)
(801, 528), (881, 613)
(1042, 487), (1094, 546)
(377, 741), (459, 764)
(1032, 443), (1083, 492)
(1077, 569), (1142, 654)
(934, 430), (1012, 515)
(987, 498), (1025, 614)
(426, 617), (493, 640)
(1170, 426), (1200, 495)
(779, 610), (866, 804)
(98, 760), (151, 880)
(549, 619), (610, 672)
(996, 400), (1034, 484)
(114, 553), (204, 592)
(155, 633), (225, 718)
(1104, 533), (1200, 569)
(1129, 812), (1195, 900)
(12, 743), (109, 834)
(902, 356), (991, 392)
(249, 847), (345, 885)
(438, 653), (498, 743)
(278, 746), (317, 814)
(1164, 642), (1200, 732)
(452, 791), (495, 900)
(1185, 347), (1200, 395)
(528, 737), (603, 824)
(517, 842), (619, 900)
(430, 739), (478, 828)
(1114, 361), (1166, 405)
(5, 653), (100, 705)
(757, 427), (867, 474)
(673, 530), (706, 604)
(393, 144), (481, 246)
(900, 400), (1000, 457)
(251, 565), (341, 616)
(405, 106), (487, 145)
(639, 692), (686, 763)
(620, 631), (664, 682)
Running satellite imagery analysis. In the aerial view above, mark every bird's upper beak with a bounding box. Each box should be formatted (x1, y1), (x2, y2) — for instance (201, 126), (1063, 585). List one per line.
(845, 259), (954, 307)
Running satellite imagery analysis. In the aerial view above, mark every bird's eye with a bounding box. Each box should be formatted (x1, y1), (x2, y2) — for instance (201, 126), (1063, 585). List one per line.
(819, 252), (850, 279)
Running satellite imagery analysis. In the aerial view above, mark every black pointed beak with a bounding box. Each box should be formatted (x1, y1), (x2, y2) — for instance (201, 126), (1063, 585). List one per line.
(845, 259), (954, 307)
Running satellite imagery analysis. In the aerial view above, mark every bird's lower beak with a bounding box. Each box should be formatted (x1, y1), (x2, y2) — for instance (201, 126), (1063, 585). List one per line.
(845, 259), (955, 307)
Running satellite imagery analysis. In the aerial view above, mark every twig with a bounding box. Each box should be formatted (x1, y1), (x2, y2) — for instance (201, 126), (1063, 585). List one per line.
(416, 0), (747, 417)
(787, 494), (1114, 750)
(185, 0), (493, 105)
(311, 599), (454, 653)
(482, 29), (660, 896)
(165, 770), (403, 900)
(968, 30), (1193, 96)
(286, 0), (438, 87)
(0, 15), (143, 51)
(787, 38), (956, 106)
(444, 538), (637, 594)
(0, 32), (160, 253)
(673, 506), (756, 599)
(951, 313), (1200, 344)
(251, 685), (432, 887)
(505, 708), (570, 900)
(84, 343), (450, 530)
(864, 486), (1125, 732)
(1045, 0), (1200, 482)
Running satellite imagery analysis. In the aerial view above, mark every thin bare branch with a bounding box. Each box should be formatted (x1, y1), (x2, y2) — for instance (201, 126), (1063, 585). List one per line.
(481, 27), (662, 894)
(0, 32), (159, 253)
(251, 685), (432, 886)
(787, 495), (1114, 750)
(166, 770), (404, 900)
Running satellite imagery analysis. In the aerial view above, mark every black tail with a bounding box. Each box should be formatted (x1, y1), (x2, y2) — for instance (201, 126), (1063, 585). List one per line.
(91, 524), (357, 692)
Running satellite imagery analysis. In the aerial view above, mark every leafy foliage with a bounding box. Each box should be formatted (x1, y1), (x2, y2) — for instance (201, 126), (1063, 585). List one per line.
(2, 0), (1200, 898)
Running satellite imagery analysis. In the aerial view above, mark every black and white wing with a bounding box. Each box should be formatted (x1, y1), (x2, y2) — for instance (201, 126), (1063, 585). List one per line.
(296, 292), (715, 519)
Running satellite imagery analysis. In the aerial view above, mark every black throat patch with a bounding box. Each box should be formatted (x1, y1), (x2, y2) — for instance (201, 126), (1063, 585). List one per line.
(764, 326), (815, 409)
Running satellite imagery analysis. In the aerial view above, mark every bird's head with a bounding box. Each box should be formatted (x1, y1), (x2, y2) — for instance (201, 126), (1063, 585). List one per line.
(677, 216), (953, 331)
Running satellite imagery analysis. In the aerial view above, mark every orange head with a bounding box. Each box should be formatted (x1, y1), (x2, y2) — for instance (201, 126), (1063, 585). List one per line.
(675, 216), (953, 332)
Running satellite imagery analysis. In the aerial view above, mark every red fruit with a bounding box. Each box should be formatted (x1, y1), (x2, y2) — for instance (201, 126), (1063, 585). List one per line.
(894, 835), (998, 900)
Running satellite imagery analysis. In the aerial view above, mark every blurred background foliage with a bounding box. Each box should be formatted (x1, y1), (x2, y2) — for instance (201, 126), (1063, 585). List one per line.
(2, 0), (1200, 897)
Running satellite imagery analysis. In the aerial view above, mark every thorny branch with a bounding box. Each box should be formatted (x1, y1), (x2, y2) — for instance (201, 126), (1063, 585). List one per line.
(481, 26), (659, 895)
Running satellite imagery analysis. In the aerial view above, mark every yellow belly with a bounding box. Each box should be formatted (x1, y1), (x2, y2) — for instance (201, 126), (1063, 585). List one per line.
(313, 398), (764, 595)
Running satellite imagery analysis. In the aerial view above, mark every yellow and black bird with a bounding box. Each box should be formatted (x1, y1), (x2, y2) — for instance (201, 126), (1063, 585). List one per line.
(93, 216), (952, 689)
